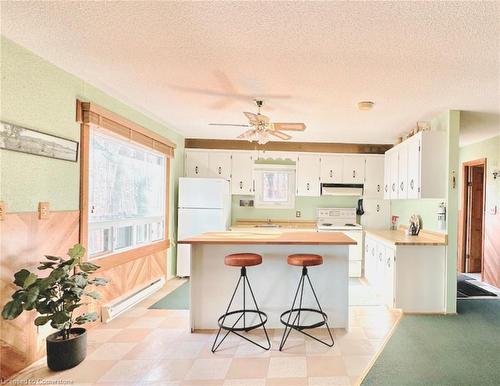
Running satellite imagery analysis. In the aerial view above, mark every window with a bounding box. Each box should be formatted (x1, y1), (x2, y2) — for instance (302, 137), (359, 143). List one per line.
(87, 128), (166, 258)
(254, 164), (296, 208)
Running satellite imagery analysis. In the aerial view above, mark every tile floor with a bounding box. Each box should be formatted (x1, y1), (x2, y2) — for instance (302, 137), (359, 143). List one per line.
(10, 278), (401, 386)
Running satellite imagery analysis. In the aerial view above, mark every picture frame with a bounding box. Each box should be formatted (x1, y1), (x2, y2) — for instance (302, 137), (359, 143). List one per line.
(0, 121), (79, 162)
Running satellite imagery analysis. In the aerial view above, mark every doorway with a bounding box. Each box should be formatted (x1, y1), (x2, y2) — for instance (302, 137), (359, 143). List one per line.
(459, 159), (486, 277)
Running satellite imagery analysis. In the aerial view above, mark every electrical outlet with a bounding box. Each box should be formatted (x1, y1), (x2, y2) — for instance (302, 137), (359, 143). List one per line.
(296, 210), (301, 218)
(0, 201), (5, 221)
(38, 202), (49, 219)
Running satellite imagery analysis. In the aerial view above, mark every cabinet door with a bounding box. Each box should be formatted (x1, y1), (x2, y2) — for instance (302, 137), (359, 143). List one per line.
(383, 247), (395, 308)
(231, 152), (255, 195)
(297, 154), (320, 196)
(364, 237), (376, 284)
(397, 143), (408, 199)
(383, 151), (391, 199)
(406, 135), (420, 199)
(364, 156), (384, 198)
(389, 150), (399, 199)
(343, 156), (365, 184)
(360, 199), (390, 229)
(320, 155), (343, 183)
(375, 242), (386, 295)
(185, 151), (209, 177)
(207, 152), (232, 180)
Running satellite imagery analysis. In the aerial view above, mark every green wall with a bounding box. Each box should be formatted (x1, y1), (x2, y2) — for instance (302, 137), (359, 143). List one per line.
(0, 37), (184, 277)
(232, 195), (359, 223)
(390, 199), (443, 231)
(458, 134), (499, 211)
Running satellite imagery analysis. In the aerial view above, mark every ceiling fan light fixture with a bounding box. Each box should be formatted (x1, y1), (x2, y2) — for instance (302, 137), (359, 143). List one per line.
(357, 101), (375, 111)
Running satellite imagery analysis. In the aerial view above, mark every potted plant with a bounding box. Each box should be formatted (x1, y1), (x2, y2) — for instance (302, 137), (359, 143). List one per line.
(1, 244), (108, 371)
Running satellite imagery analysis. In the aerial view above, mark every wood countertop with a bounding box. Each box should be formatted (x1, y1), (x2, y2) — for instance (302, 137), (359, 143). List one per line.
(178, 231), (357, 245)
(364, 228), (447, 246)
(232, 219), (317, 229)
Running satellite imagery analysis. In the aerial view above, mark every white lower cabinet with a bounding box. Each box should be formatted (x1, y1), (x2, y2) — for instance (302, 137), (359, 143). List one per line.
(346, 230), (363, 278)
(364, 234), (446, 312)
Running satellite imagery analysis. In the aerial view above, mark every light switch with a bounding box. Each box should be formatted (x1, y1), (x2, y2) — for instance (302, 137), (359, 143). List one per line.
(38, 202), (49, 219)
(296, 211), (301, 218)
(0, 201), (5, 221)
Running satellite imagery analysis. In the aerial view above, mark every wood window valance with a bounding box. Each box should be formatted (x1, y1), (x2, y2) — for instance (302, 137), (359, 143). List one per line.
(76, 100), (176, 157)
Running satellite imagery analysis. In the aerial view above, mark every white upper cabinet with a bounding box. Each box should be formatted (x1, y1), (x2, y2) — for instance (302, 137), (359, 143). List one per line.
(383, 130), (447, 200)
(296, 154), (321, 196)
(397, 142), (408, 199)
(231, 152), (256, 195)
(185, 150), (209, 177)
(364, 155), (384, 198)
(319, 155), (343, 183)
(207, 151), (232, 180)
(342, 155), (365, 184)
(383, 151), (391, 199)
(360, 199), (390, 229)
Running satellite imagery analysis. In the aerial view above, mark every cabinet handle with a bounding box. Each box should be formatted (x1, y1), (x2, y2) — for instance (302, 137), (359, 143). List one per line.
(410, 179), (414, 190)
(239, 181), (243, 189)
(376, 204), (380, 212)
(252, 180), (255, 192)
(400, 182), (404, 191)
(385, 184), (388, 192)
(353, 170), (356, 178)
(387, 257), (391, 268)
(330, 170), (333, 178)
(195, 166), (199, 174)
(306, 182), (310, 190)
(392, 183), (395, 192)
(377, 184), (380, 192)
(218, 166), (222, 175)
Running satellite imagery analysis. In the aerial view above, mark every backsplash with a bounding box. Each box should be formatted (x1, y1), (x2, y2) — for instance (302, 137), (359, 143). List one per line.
(391, 199), (444, 232)
(231, 195), (359, 223)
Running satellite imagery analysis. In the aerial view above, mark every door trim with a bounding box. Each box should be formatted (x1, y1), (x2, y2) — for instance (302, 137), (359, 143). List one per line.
(459, 158), (486, 277)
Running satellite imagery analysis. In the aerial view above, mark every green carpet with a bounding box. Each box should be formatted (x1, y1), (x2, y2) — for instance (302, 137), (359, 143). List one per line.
(149, 282), (190, 310)
(362, 299), (500, 386)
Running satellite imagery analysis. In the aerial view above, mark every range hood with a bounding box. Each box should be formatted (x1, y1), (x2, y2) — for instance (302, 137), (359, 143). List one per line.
(321, 183), (364, 197)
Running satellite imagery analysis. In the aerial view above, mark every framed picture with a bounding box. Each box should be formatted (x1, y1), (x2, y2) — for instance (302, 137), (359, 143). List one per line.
(0, 121), (79, 162)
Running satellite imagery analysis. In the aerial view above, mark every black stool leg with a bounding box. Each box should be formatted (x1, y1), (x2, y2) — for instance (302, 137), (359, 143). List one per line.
(212, 267), (271, 353)
(279, 267), (334, 351)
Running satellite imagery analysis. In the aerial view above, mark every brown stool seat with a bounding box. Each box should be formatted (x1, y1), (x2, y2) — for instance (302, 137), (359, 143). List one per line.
(225, 253), (262, 267)
(287, 254), (323, 267)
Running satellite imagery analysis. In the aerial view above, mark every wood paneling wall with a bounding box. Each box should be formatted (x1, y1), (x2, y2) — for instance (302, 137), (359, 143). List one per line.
(185, 138), (392, 154)
(483, 213), (500, 287)
(0, 211), (79, 379)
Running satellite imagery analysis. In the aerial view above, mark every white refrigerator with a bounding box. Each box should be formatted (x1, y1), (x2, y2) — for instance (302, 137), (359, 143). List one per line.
(176, 177), (231, 277)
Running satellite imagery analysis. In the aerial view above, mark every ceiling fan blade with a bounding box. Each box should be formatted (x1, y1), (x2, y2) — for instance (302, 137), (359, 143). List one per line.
(271, 122), (306, 131)
(237, 129), (256, 139)
(269, 131), (292, 140)
(209, 123), (250, 127)
(243, 112), (259, 124)
(257, 114), (270, 124)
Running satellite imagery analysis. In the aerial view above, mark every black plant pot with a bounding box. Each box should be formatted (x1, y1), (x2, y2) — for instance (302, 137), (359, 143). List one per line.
(46, 327), (87, 371)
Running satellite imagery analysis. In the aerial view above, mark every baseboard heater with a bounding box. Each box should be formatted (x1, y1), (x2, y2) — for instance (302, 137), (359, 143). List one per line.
(101, 277), (165, 323)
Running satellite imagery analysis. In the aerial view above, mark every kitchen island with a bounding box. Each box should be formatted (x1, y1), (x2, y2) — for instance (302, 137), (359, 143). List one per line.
(178, 231), (356, 331)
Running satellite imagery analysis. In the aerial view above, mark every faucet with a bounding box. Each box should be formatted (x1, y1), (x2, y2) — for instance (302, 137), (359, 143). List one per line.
(267, 218), (272, 224)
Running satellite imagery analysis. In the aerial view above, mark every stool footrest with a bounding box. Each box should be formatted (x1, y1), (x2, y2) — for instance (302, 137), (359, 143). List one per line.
(280, 308), (328, 330)
(218, 309), (268, 332)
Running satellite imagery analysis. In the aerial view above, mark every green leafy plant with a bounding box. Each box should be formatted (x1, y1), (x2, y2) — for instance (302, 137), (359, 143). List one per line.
(2, 244), (108, 340)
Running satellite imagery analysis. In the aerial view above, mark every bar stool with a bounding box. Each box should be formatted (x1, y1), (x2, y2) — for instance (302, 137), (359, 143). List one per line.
(211, 253), (271, 353)
(279, 253), (334, 351)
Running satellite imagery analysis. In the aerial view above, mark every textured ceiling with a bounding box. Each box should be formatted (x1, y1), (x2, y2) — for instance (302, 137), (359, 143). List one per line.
(1, 1), (499, 145)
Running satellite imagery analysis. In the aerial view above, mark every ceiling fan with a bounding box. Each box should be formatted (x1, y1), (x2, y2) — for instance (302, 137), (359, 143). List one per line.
(209, 100), (306, 144)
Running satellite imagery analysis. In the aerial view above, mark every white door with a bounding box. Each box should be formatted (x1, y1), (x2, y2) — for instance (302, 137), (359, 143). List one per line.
(389, 150), (399, 199)
(360, 199), (390, 229)
(231, 152), (255, 195)
(342, 156), (365, 184)
(383, 246), (395, 308)
(185, 151), (209, 177)
(364, 156), (384, 198)
(320, 155), (343, 183)
(207, 152), (232, 180)
(383, 151), (391, 199)
(177, 208), (228, 277)
(297, 154), (320, 196)
(397, 143), (408, 199)
(178, 178), (228, 208)
(406, 135), (421, 199)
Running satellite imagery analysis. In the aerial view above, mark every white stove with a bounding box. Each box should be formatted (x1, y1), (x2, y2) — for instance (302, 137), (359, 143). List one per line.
(316, 208), (363, 278)
(316, 208), (362, 231)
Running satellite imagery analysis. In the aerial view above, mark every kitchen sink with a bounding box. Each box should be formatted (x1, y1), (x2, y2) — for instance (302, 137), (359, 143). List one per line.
(254, 224), (282, 228)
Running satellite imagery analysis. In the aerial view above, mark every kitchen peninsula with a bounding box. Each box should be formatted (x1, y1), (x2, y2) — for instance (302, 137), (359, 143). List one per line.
(178, 231), (357, 331)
